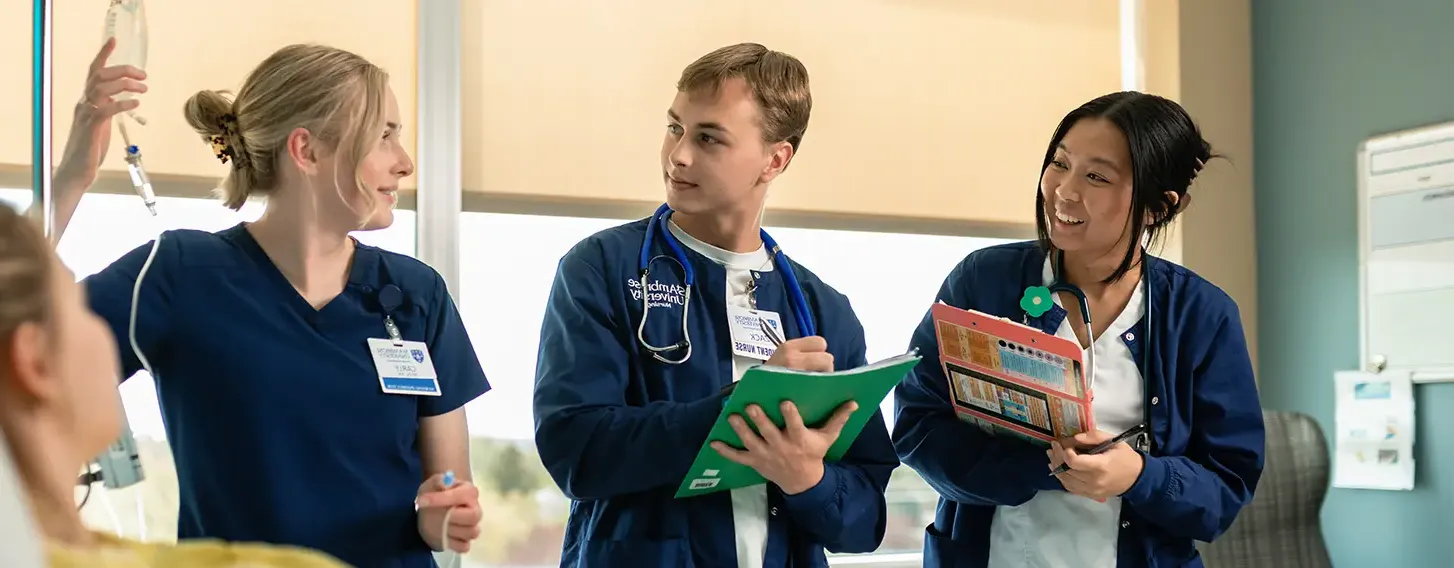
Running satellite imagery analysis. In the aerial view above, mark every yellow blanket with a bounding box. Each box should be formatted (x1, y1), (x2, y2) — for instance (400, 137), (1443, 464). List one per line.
(47, 532), (350, 567)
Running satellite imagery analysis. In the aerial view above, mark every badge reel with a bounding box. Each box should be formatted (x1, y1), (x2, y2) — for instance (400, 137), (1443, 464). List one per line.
(366, 284), (442, 396)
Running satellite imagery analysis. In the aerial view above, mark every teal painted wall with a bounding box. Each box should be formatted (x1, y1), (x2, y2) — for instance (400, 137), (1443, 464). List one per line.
(1253, 0), (1454, 566)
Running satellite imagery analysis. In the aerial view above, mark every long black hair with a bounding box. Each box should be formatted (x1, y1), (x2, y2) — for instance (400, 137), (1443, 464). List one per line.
(1034, 91), (1215, 284)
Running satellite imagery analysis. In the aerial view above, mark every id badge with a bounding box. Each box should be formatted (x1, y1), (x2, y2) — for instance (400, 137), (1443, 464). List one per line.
(367, 338), (441, 396)
(727, 305), (783, 361)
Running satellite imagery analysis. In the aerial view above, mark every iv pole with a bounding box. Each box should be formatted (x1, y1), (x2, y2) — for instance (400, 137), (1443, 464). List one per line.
(32, 0), (54, 240)
(30, 1), (147, 534)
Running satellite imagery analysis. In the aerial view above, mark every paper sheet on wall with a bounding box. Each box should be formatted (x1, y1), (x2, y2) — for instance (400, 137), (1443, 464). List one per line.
(1332, 370), (1415, 491)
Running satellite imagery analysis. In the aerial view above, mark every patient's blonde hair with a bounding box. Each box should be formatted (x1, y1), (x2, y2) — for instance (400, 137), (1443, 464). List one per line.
(0, 206), (52, 355)
(184, 44), (390, 211)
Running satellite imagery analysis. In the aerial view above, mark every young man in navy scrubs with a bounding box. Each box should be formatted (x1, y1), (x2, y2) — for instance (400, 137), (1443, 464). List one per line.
(41, 42), (488, 566)
(533, 43), (900, 567)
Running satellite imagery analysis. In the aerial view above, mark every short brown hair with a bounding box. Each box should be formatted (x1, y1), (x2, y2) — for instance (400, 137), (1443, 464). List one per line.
(0, 206), (53, 348)
(676, 43), (812, 152)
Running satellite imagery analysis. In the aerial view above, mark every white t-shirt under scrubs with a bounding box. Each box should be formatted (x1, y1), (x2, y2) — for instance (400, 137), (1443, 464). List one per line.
(986, 257), (1146, 568)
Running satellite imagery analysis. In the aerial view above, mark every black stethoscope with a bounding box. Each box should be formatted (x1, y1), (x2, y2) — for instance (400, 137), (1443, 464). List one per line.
(1023, 249), (1154, 450)
(635, 203), (817, 365)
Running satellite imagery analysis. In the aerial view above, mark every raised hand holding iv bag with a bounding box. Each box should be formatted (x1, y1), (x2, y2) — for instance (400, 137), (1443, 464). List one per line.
(81, 0), (152, 499)
(103, 0), (148, 126)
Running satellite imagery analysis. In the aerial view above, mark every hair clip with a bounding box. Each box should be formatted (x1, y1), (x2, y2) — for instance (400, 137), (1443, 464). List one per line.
(211, 113), (244, 167)
(210, 135), (236, 165)
(209, 135), (229, 164)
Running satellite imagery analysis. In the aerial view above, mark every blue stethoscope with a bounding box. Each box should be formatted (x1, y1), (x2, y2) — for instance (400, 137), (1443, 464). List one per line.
(1039, 253), (1099, 398)
(1028, 249), (1154, 450)
(637, 203), (816, 364)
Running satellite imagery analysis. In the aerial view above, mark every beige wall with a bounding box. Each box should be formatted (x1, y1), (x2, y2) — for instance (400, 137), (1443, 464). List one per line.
(1143, 0), (1260, 375)
(464, 0), (1123, 227)
(1143, 0), (1184, 265)
(0, 0), (417, 189)
(5, 2), (1137, 236)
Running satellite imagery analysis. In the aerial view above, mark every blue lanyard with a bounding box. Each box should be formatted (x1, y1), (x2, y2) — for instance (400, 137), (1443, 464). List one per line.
(640, 203), (817, 338)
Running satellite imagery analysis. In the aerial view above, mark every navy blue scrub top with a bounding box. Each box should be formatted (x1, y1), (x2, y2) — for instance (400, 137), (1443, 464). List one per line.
(83, 223), (490, 568)
(891, 241), (1264, 568)
(533, 218), (900, 567)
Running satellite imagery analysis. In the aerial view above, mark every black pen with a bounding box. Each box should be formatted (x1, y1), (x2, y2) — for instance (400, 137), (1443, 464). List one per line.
(1048, 423), (1147, 476)
(758, 316), (784, 347)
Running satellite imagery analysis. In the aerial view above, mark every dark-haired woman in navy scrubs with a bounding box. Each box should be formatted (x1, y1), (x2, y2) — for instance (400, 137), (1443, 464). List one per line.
(893, 92), (1265, 568)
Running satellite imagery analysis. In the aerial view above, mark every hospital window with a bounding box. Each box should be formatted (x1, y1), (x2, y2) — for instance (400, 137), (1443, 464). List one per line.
(0, 188), (415, 544)
(455, 210), (1016, 567)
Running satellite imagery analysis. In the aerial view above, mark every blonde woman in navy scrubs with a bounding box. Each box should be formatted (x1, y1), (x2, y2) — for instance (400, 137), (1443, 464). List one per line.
(40, 41), (488, 567)
(892, 92), (1266, 568)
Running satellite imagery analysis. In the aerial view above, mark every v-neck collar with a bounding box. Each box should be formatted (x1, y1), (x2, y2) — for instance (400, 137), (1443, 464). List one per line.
(224, 223), (375, 319)
(1040, 254), (1145, 344)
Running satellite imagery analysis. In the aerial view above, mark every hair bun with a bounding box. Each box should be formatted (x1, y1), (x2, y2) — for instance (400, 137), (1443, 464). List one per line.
(1191, 139), (1217, 181)
(184, 90), (249, 168)
(183, 89), (236, 138)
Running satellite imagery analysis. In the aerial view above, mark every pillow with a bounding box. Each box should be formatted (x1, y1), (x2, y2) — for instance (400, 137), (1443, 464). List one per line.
(0, 424), (44, 567)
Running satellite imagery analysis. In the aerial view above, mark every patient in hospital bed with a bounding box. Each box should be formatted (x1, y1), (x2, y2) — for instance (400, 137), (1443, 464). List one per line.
(0, 205), (350, 567)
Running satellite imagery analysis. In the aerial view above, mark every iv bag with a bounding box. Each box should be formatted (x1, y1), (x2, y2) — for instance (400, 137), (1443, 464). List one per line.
(102, 0), (148, 124)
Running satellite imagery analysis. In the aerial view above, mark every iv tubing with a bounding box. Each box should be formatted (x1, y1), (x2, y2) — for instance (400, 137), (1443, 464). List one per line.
(116, 119), (160, 376)
(438, 469), (462, 568)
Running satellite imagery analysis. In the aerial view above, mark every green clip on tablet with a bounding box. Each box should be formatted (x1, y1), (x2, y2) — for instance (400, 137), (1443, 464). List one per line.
(674, 351), (922, 498)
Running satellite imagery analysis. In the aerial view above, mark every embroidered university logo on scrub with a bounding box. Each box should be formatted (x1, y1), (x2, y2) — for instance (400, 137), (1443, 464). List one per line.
(364, 284), (443, 397)
(629, 273), (693, 364)
(629, 250), (697, 365)
(627, 277), (688, 309)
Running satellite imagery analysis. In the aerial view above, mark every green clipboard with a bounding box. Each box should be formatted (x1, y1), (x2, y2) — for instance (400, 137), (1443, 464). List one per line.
(673, 351), (922, 498)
